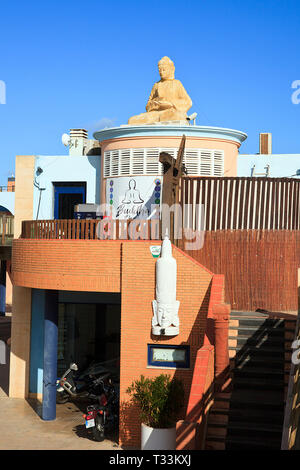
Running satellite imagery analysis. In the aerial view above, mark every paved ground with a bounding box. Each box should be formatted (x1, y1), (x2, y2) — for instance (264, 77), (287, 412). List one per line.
(0, 397), (122, 450)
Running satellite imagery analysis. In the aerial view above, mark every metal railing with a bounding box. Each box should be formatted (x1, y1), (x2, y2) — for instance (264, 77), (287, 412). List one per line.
(0, 215), (14, 246)
(0, 186), (15, 192)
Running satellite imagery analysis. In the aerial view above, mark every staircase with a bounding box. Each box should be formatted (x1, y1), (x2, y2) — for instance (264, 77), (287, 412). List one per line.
(205, 311), (296, 450)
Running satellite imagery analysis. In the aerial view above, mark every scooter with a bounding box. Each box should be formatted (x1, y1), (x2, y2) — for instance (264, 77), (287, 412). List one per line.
(56, 359), (118, 404)
(83, 376), (119, 442)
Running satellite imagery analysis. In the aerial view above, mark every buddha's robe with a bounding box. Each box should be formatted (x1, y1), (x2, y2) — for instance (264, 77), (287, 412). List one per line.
(128, 79), (192, 125)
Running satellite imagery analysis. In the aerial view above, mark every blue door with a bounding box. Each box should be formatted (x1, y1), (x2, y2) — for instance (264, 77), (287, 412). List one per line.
(54, 184), (86, 219)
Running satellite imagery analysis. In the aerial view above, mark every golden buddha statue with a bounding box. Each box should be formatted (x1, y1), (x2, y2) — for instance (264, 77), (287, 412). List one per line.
(128, 56), (192, 125)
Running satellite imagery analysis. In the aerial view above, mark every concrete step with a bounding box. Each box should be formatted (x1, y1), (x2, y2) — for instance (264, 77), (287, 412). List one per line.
(232, 355), (285, 369)
(231, 319), (285, 329)
(205, 439), (225, 450)
(229, 334), (287, 347)
(206, 424), (227, 438)
(205, 435), (226, 450)
(229, 344), (287, 356)
(226, 421), (282, 437)
(232, 366), (284, 379)
(231, 311), (269, 317)
(220, 389), (283, 409)
(229, 326), (285, 337)
(210, 407), (283, 425)
(232, 375), (283, 391)
(225, 435), (281, 450)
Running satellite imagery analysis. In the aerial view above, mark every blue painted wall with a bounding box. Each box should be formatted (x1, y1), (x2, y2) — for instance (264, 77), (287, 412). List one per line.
(29, 289), (45, 395)
(33, 155), (101, 220)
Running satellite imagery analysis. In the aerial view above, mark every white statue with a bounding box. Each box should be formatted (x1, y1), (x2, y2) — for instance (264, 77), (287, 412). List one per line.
(152, 236), (180, 336)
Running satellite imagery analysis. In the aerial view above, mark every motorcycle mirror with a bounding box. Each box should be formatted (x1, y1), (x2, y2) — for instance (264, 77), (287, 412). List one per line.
(70, 363), (78, 371)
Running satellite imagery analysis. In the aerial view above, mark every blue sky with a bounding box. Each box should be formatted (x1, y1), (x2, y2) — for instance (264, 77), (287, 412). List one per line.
(0, 0), (299, 185)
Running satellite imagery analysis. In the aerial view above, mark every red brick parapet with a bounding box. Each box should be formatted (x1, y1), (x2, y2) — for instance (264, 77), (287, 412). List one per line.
(176, 344), (214, 450)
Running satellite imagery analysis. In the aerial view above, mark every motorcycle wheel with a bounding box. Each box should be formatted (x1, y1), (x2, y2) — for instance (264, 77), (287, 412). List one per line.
(56, 391), (70, 404)
(93, 414), (105, 442)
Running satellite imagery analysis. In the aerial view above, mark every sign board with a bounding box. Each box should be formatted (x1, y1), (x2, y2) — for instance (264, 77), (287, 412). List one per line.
(150, 246), (161, 258)
(106, 176), (162, 220)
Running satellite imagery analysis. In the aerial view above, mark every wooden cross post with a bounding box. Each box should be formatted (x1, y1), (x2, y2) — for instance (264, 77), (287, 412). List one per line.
(159, 134), (186, 244)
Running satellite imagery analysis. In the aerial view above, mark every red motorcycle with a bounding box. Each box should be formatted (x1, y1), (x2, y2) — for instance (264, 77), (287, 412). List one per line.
(83, 376), (119, 441)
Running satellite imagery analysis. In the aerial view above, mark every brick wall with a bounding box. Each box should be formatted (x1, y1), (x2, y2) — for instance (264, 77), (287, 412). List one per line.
(12, 238), (218, 447)
(12, 240), (122, 292)
(119, 241), (213, 447)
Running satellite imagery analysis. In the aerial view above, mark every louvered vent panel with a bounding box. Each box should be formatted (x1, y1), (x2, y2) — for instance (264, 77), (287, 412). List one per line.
(132, 149), (145, 174)
(103, 147), (223, 178)
(200, 151), (212, 176)
(104, 151), (111, 177)
(184, 150), (199, 175)
(120, 149), (131, 175)
(111, 150), (119, 176)
(161, 148), (176, 157)
(213, 151), (224, 176)
(146, 148), (160, 174)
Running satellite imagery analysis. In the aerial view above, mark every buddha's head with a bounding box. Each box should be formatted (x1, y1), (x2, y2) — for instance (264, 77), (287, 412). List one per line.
(158, 56), (175, 81)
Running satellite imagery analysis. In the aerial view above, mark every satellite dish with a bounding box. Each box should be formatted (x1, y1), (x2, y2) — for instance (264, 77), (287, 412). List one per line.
(62, 133), (71, 147)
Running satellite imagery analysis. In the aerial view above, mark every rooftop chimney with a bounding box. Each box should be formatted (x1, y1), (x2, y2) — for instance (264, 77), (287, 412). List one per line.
(70, 129), (88, 140)
(259, 133), (272, 155)
(69, 128), (88, 156)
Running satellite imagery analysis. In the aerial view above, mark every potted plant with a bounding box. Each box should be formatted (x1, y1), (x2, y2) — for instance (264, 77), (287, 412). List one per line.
(126, 374), (184, 450)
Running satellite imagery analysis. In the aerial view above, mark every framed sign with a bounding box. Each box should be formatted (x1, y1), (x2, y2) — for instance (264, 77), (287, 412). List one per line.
(148, 344), (190, 369)
(106, 177), (161, 220)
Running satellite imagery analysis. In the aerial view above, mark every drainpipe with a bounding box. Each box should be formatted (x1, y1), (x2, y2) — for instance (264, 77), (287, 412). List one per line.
(42, 290), (58, 420)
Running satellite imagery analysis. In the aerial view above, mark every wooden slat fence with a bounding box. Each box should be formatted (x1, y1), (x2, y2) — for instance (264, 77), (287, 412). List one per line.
(181, 177), (300, 231)
(179, 230), (300, 312)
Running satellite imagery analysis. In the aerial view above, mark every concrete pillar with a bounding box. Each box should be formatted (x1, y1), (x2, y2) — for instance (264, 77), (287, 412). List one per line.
(9, 286), (32, 398)
(0, 261), (6, 316)
(212, 303), (231, 392)
(42, 290), (58, 421)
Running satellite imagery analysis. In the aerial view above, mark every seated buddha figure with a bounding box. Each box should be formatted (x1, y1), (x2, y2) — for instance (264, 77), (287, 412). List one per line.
(128, 56), (192, 125)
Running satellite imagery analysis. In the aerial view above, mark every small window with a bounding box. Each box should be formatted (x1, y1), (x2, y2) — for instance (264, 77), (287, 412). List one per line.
(147, 344), (190, 369)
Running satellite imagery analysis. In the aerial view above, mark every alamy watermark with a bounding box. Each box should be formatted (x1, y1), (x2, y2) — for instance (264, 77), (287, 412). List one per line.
(94, 203), (205, 251)
(291, 80), (300, 104)
(0, 80), (6, 104)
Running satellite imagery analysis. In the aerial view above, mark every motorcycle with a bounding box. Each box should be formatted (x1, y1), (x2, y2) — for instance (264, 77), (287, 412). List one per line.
(56, 358), (119, 404)
(83, 376), (119, 442)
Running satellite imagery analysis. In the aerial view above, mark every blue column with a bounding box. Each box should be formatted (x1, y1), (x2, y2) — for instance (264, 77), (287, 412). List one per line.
(0, 261), (6, 316)
(42, 290), (58, 421)
(30, 289), (45, 396)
